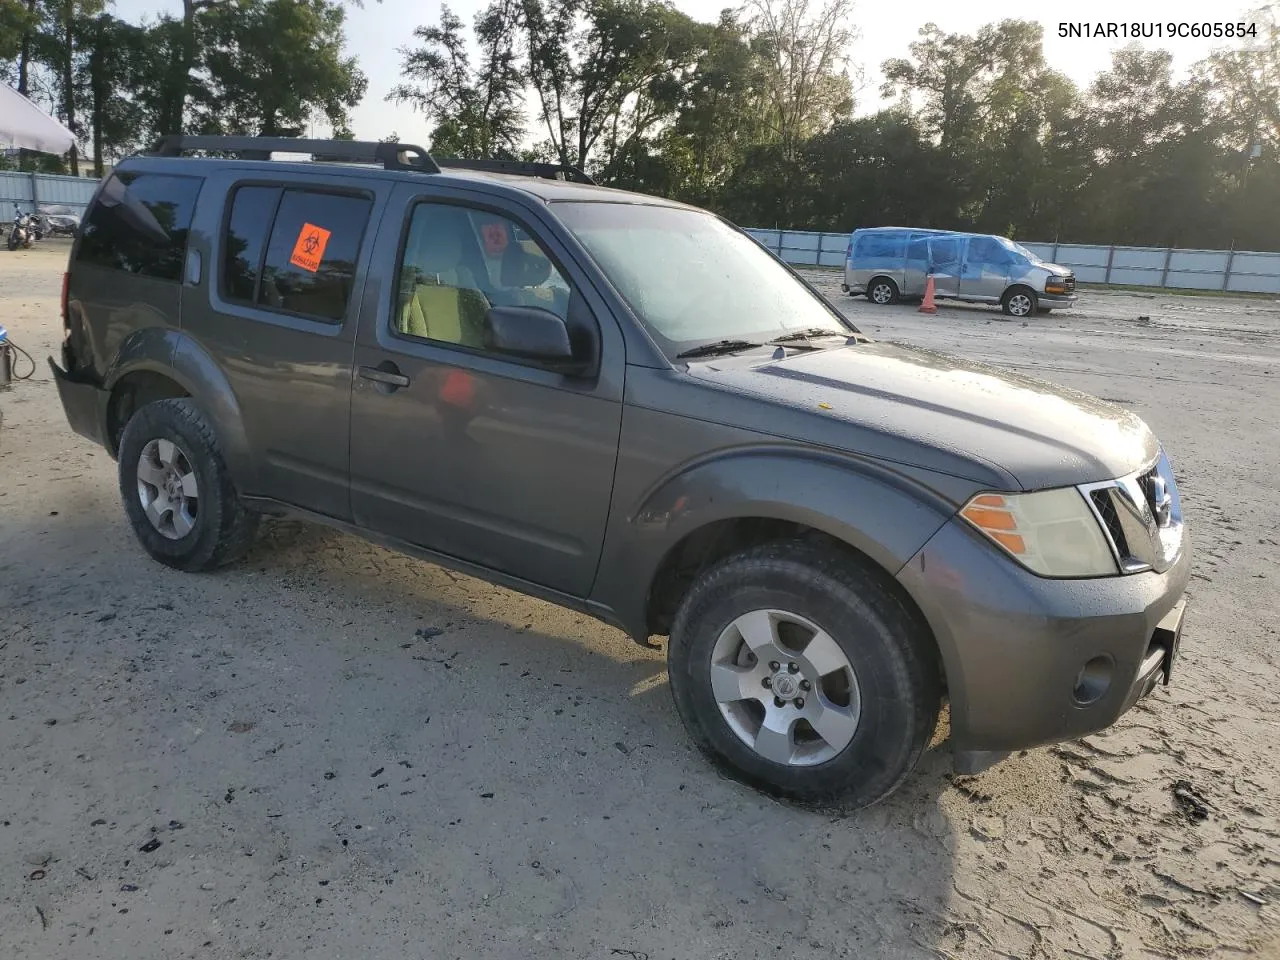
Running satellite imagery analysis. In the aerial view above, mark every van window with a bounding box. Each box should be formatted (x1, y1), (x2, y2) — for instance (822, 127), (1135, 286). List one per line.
(221, 185), (373, 323)
(967, 237), (1009, 264)
(854, 233), (907, 259)
(907, 235), (931, 263)
(75, 171), (203, 282)
(928, 237), (962, 267)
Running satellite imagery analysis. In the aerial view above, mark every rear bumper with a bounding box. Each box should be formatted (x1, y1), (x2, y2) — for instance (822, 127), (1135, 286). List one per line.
(897, 517), (1190, 759)
(49, 356), (109, 448)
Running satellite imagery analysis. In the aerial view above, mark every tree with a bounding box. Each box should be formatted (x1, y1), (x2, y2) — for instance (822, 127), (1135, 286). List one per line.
(666, 10), (770, 204)
(388, 0), (524, 158)
(78, 13), (149, 174)
(1198, 5), (1280, 171)
(196, 0), (367, 137)
(521, 0), (706, 174)
(741, 0), (856, 160)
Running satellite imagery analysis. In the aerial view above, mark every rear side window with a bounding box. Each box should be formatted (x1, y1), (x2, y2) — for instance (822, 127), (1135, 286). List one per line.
(221, 185), (373, 323)
(854, 233), (907, 259)
(76, 171), (203, 282)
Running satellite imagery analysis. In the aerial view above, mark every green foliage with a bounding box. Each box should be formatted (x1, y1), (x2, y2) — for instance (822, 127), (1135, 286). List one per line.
(197, 0), (367, 136)
(387, 1), (524, 158)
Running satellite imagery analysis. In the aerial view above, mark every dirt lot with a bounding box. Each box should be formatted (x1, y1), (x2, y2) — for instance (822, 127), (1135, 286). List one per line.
(1, 241), (1279, 960)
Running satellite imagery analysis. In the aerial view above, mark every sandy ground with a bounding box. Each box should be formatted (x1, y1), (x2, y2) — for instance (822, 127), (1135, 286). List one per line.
(1, 240), (1278, 960)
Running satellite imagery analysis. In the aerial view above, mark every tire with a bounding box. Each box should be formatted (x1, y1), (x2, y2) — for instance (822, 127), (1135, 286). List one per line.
(117, 398), (259, 572)
(865, 277), (899, 306)
(1003, 286), (1037, 317)
(667, 541), (941, 808)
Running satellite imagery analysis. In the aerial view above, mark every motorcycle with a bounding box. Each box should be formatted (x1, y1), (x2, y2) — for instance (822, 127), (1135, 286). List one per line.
(7, 205), (35, 251)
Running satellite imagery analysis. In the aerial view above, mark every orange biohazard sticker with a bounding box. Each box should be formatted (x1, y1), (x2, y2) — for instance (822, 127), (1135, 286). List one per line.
(289, 223), (331, 273)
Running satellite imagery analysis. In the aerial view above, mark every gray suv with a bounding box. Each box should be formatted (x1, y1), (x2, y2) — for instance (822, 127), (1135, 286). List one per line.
(50, 137), (1189, 808)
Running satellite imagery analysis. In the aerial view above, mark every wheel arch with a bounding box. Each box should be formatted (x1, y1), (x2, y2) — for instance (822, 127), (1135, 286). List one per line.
(103, 328), (256, 490)
(1002, 283), (1038, 313)
(867, 275), (900, 302)
(592, 447), (956, 644)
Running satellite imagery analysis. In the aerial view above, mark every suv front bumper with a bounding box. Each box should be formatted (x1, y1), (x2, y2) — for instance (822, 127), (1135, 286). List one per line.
(897, 517), (1190, 768)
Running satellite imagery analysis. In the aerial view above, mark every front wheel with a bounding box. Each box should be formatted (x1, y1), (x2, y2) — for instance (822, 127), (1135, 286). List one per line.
(866, 278), (899, 306)
(667, 541), (941, 808)
(1003, 286), (1037, 317)
(117, 398), (259, 572)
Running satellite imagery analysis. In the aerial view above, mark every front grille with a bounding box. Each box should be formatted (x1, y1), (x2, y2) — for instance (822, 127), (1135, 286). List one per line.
(1136, 466), (1160, 517)
(1080, 451), (1183, 575)
(1063, 274), (1076, 292)
(1090, 489), (1129, 557)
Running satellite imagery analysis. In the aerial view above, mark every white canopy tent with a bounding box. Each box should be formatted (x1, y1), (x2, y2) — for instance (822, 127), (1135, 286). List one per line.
(1, 83), (74, 154)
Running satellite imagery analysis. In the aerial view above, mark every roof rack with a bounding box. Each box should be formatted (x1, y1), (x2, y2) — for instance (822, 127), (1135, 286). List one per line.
(149, 135), (441, 173)
(146, 136), (599, 186)
(432, 157), (596, 185)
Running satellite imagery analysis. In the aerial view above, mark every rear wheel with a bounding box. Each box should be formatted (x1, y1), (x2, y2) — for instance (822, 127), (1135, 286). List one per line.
(117, 398), (259, 572)
(667, 541), (941, 808)
(866, 278), (899, 306)
(1003, 286), (1037, 317)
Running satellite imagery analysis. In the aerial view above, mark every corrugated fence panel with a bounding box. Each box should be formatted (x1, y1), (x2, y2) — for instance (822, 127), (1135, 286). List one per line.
(34, 173), (98, 208)
(0, 171), (35, 213)
(745, 228), (1280, 294)
(1, 172), (99, 217)
(1227, 252), (1280, 293)
(1170, 250), (1230, 272)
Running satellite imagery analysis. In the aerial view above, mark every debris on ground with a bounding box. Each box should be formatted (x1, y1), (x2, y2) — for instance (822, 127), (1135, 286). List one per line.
(1172, 780), (1212, 822)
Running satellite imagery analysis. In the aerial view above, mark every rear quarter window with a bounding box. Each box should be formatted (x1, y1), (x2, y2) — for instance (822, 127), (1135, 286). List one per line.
(854, 233), (907, 259)
(75, 171), (203, 282)
(221, 185), (373, 323)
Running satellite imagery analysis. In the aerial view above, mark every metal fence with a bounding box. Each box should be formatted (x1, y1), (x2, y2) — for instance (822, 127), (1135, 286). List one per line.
(745, 228), (1280, 295)
(0, 171), (99, 219)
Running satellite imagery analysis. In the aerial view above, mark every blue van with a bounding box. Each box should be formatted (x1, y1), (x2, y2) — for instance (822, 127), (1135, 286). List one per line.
(842, 227), (1077, 317)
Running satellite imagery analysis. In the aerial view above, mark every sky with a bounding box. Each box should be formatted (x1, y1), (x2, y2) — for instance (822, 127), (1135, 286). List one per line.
(112, 0), (1263, 144)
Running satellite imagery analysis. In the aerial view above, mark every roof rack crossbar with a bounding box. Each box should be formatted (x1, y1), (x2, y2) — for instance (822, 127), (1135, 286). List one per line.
(433, 157), (595, 185)
(149, 135), (441, 173)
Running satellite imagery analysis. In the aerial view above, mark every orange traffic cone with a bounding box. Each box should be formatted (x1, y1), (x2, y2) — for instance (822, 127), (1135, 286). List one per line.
(919, 274), (937, 314)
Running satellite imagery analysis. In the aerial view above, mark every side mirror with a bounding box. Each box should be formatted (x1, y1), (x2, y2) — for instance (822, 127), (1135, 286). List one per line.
(484, 305), (583, 372)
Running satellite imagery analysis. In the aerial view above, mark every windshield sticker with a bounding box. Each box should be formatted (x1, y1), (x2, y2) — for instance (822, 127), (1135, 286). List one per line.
(290, 223), (332, 273)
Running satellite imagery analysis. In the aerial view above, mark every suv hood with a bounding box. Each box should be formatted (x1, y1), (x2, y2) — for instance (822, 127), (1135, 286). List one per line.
(1039, 261), (1073, 277)
(688, 341), (1156, 491)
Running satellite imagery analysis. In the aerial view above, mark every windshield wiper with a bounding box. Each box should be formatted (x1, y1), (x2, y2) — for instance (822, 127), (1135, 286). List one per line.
(769, 327), (846, 344)
(675, 339), (762, 359)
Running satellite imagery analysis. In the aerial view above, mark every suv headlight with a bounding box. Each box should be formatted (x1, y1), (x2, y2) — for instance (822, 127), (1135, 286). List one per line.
(960, 489), (1118, 577)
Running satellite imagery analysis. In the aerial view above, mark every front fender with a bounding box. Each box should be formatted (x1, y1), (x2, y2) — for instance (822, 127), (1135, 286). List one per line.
(590, 445), (960, 641)
(103, 328), (256, 490)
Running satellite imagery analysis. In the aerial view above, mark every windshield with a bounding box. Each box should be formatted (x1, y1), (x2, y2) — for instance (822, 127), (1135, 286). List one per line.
(553, 202), (850, 355)
(998, 235), (1040, 262)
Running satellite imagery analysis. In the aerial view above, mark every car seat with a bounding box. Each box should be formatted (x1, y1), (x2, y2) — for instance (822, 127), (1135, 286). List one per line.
(399, 213), (490, 348)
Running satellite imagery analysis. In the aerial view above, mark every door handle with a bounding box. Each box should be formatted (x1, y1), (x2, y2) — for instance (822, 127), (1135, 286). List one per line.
(359, 363), (410, 391)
